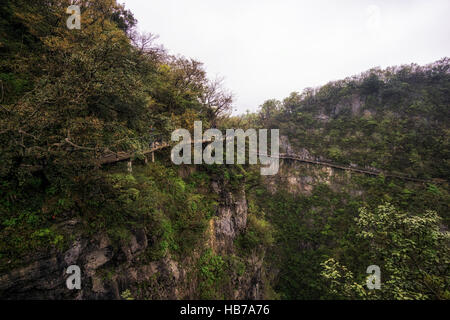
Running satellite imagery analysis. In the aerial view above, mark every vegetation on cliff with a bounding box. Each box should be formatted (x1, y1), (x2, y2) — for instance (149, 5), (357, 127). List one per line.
(0, 0), (448, 300)
(239, 59), (449, 300)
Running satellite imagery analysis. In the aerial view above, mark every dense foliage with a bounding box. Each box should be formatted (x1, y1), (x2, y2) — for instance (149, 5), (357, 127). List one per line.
(241, 60), (450, 300)
(0, 0), (230, 271)
(322, 203), (449, 299)
(0, 0), (448, 300)
(257, 60), (450, 179)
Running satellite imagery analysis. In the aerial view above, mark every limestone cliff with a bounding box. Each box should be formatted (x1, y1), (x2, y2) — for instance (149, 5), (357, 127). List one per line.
(0, 176), (264, 300)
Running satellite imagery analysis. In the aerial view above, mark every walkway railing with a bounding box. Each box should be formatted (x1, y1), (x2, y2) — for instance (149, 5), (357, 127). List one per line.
(96, 138), (446, 184)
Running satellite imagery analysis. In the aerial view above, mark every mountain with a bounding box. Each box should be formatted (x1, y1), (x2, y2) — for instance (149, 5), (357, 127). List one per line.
(0, 0), (448, 300)
(244, 59), (450, 299)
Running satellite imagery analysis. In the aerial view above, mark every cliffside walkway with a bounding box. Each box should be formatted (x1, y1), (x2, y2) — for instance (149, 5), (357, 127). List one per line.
(275, 153), (440, 184)
(98, 142), (169, 165)
(97, 139), (445, 184)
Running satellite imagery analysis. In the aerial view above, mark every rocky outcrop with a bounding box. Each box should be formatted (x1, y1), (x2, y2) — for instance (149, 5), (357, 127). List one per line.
(231, 253), (264, 300)
(211, 184), (248, 255)
(0, 221), (151, 299)
(270, 136), (367, 196)
(0, 178), (264, 300)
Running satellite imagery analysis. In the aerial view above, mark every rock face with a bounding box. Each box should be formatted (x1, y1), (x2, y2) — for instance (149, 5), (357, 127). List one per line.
(231, 252), (264, 300)
(0, 224), (150, 299)
(207, 182), (265, 300)
(269, 136), (361, 196)
(0, 139), (359, 300)
(333, 94), (363, 116)
(265, 160), (343, 196)
(0, 222), (194, 300)
(0, 141), (354, 300)
(0, 180), (264, 300)
(212, 187), (248, 254)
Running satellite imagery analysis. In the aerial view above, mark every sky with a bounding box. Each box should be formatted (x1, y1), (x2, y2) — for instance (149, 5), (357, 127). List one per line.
(122, 0), (450, 114)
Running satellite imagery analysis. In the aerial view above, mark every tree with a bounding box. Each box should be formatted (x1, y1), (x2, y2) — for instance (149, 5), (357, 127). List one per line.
(201, 77), (233, 127)
(321, 203), (449, 299)
(258, 99), (281, 128)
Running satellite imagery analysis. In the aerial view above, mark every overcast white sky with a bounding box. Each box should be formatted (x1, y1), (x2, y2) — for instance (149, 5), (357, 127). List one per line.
(122, 0), (450, 114)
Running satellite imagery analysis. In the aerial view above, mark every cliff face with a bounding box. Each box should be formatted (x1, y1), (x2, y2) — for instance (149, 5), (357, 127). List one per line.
(208, 183), (264, 300)
(0, 220), (150, 299)
(0, 175), (264, 300)
(0, 134), (371, 300)
(209, 183), (247, 254)
(0, 132), (446, 300)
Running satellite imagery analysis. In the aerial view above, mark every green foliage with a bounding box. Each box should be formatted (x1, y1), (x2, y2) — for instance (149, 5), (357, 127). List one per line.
(120, 289), (135, 300)
(321, 258), (368, 300)
(236, 204), (274, 252)
(85, 163), (218, 260)
(197, 249), (227, 300)
(0, 0), (448, 302)
(322, 203), (450, 300)
(247, 181), (363, 299)
(248, 166), (449, 300)
(233, 61), (450, 300)
(254, 59), (450, 179)
(0, 0), (227, 272)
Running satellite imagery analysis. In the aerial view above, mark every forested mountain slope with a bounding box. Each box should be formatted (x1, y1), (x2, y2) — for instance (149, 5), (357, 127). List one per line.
(235, 59), (450, 300)
(260, 59), (450, 179)
(0, 0), (448, 300)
